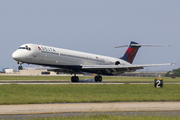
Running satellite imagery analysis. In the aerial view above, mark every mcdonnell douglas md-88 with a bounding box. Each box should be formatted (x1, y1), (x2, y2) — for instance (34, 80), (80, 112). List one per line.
(12, 41), (173, 82)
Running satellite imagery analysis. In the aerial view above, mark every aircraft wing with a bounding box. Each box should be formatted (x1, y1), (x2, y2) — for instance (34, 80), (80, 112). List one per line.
(82, 63), (174, 70)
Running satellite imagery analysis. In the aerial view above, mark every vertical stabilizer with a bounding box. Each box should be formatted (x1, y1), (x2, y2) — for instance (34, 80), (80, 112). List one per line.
(121, 41), (141, 64)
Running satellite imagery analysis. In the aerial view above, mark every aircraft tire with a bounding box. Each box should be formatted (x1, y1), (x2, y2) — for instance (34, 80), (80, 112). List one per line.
(95, 76), (99, 82)
(71, 76), (79, 82)
(18, 66), (23, 70)
(75, 76), (79, 82)
(99, 76), (102, 82)
(71, 76), (74, 82)
(94, 76), (102, 82)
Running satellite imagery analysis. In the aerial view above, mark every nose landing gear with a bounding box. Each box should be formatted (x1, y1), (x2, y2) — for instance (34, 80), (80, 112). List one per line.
(18, 66), (23, 70)
(17, 62), (23, 70)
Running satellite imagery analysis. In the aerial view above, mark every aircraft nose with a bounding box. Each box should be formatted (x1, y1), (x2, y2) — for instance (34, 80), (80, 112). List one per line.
(12, 51), (18, 60)
(12, 50), (23, 61)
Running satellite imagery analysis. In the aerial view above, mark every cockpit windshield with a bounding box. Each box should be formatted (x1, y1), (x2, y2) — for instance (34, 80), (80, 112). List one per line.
(19, 47), (26, 49)
(19, 46), (31, 50)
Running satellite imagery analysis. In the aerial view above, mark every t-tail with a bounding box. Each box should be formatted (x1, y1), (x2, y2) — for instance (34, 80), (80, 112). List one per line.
(121, 41), (140, 64)
(116, 41), (170, 64)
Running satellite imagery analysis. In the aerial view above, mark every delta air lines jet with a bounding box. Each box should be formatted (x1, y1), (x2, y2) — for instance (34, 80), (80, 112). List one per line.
(12, 41), (172, 82)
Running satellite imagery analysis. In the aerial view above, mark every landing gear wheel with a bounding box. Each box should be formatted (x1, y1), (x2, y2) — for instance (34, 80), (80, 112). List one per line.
(71, 76), (79, 82)
(95, 76), (102, 82)
(99, 76), (102, 82)
(18, 66), (23, 70)
(95, 76), (98, 82)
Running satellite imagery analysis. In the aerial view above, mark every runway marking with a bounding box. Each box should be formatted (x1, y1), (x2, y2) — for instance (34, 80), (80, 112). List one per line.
(0, 83), (125, 85)
(0, 80), (180, 85)
(0, 102), (180, 115)
(0, 83), (179, 85)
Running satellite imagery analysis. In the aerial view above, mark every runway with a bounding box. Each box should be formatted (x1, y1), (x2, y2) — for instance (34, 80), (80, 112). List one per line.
(0, 79), (180, 84)
(0, 102), (180, 115)
(1, 111), (180, 120)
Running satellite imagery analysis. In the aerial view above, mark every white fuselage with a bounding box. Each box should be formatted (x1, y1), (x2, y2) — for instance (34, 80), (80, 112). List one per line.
(12, 44), (131, 75)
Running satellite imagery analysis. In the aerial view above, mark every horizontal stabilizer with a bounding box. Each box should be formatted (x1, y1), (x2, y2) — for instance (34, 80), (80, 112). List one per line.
(115, 44), (170, 48)
(115, 45), (128, 48)
(131, 44), (171, 47)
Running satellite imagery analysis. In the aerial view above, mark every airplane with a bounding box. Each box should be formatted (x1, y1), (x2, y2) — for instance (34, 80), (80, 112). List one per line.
(12, 41), (173, 82)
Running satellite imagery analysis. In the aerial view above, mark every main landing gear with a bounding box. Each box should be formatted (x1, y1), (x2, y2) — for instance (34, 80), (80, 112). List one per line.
(71, 75), (79, 82)
(71, 74), (102, 82)
(94, 72), (102, 82)
(94, 76), (102, 82)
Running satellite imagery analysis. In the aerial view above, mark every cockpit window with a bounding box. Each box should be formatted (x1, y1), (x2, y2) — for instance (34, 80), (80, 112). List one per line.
(19, 46), (31, 51)
(19, 47), (26, 49)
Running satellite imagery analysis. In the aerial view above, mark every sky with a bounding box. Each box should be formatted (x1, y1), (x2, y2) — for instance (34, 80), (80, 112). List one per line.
(0, 0), (180, 71)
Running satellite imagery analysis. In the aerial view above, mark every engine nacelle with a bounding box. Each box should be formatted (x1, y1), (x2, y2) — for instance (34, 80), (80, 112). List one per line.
(115, 61), (120, 65)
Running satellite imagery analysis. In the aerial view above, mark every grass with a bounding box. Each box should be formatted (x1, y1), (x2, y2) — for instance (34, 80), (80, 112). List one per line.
(0, 76), (72, 80)
(29, 115), (180, 120)
(0, 76), (179, 82)
(2, 115), (180, 120)
(0, 84), (179, 104)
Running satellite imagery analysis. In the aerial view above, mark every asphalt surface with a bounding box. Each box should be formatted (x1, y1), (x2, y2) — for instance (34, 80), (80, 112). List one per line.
(1, 111), (180, 119)
(0, 102), (180, 119)
(0, 79), (180, 84)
